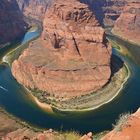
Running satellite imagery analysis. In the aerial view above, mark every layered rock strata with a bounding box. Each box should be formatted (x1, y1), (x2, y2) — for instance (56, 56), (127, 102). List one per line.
(112, 2), (140, 44)
(12, 0), (112, 100)
(0, 0), (27, 44)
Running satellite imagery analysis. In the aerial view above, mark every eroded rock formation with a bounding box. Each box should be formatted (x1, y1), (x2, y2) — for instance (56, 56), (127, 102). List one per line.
(81, 0), (140, 28)
(0, 0), (27, 44)
(15, 0), (128, 27)
(81, 0), (140, 44)
(16, 0), (52, 21)
(112, 1), (140, 44)
(12, 0), (112, 100)
(81, 0), (127, 27)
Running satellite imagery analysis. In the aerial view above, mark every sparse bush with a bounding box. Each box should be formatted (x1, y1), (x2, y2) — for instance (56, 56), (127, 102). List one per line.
(52, 131), (80, 140)
(113, 112), (131, 132)
(63, 131), (81, 140)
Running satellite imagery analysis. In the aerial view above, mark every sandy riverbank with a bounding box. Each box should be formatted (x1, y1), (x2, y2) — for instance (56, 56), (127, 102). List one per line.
(26, 90), (53, 113)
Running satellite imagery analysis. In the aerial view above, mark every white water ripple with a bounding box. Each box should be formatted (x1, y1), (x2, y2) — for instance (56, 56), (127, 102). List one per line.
(0, 86), (8, 92)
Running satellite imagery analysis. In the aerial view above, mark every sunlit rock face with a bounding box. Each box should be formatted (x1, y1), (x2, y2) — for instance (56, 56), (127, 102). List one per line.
(112, 1), (140, 44)
(101, 108), (140, 140)
(12, 0), (112, 100)
(0, 0), (27, 44)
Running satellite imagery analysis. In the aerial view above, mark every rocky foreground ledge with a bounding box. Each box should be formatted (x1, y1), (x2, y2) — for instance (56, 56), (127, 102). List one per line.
(101, 108), (140, 140)
(1, 107), (140, 140)
(12, 0), (112, 101)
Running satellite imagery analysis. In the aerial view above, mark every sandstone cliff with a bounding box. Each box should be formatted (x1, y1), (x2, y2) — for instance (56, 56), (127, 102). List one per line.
(0, 0), (27, 45)
(16, 0), (126, 27)
(81, 0), (140, 45)
(12, 0), (112, 100)
(16, 0), (52, 21)
(112, 2), (140, 45)
(15, 0), (140, 30)
(81, 0), (140, 28)
(81, 0), (126, 27)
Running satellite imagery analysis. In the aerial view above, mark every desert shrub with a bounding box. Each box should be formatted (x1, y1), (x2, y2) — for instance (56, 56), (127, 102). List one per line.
(113, 112), (131, 132)
(64, 131), (81, 140)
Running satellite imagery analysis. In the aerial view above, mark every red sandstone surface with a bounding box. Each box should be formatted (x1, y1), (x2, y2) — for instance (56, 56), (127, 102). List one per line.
(112, 1), (140, 44)
(12, 0), (112, 100)
(101, 108), (140, 140)
(80, 132), (93, 140)
(0, 0), (27, 44)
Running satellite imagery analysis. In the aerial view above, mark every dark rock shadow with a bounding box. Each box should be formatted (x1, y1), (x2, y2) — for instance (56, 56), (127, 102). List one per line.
(111, 54), (124, 77)
(80, 0), (106, 26)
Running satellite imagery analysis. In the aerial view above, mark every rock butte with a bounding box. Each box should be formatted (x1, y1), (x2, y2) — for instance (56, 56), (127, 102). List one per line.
(12, 0), (112, 100)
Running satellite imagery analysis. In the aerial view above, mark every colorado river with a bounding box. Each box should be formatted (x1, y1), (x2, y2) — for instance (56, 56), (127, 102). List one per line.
(0, 29), (140, 133)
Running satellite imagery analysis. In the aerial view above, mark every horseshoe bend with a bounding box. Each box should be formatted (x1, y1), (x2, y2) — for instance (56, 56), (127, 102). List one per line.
(11, 0), (128, 110)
